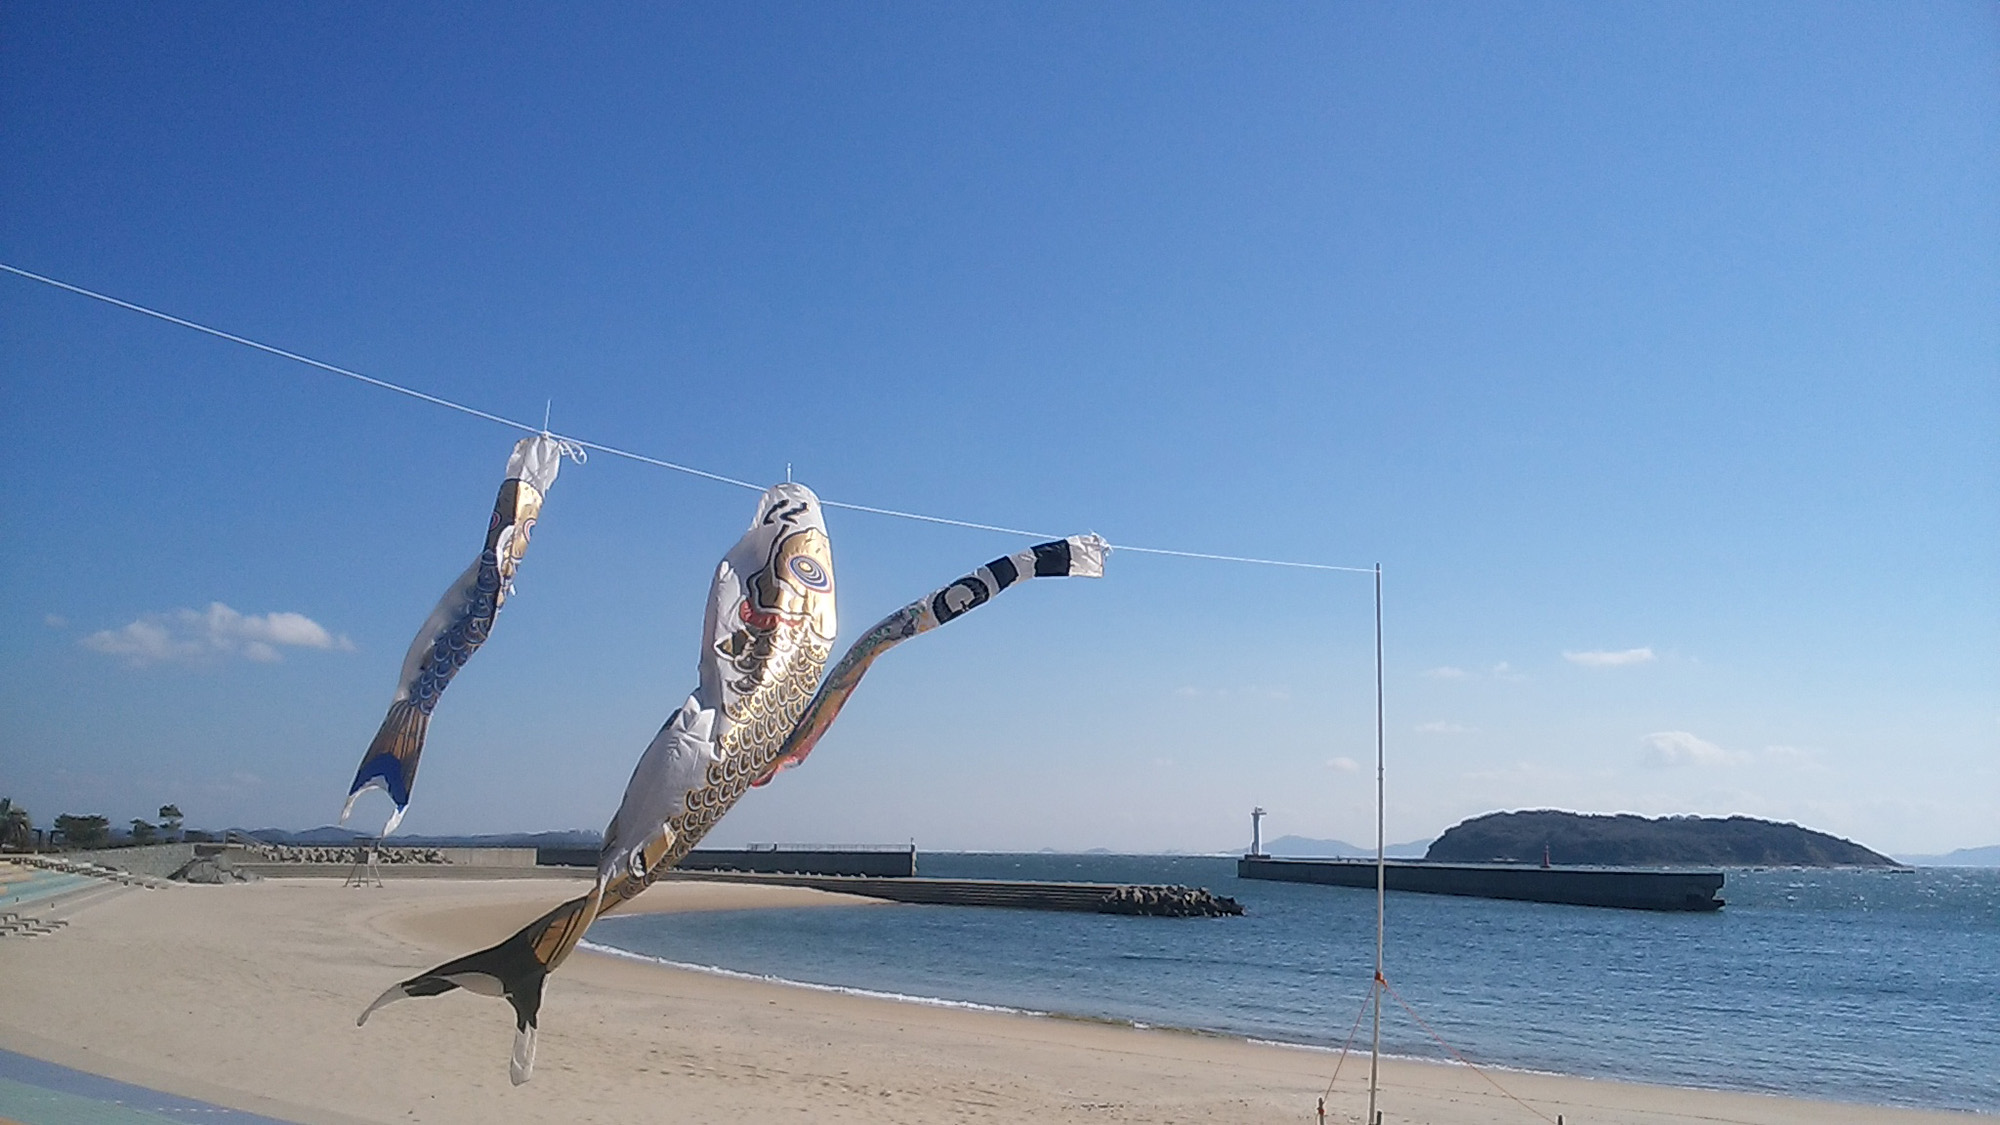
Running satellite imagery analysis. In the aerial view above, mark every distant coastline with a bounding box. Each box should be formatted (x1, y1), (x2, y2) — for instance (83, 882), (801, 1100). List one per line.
(1262, 834), (1431, 859)
(22, 821), (1991, 869)
(1895, 843), (2000, 867)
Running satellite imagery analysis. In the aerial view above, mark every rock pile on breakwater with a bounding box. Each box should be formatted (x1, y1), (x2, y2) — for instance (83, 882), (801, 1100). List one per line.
(171, 855), (260, 883)
(1098, 884), (1244, 917)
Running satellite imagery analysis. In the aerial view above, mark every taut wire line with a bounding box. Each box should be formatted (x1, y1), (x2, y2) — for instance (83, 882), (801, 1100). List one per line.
(820, 499), (1057, 541)
(0, 262), (541, 437)
(1113, 544), (1375, 574)
(567, 438), (761, 492)
(3, 260), (1370, 573)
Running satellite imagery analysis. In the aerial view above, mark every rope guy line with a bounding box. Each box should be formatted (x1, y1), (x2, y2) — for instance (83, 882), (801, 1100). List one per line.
(1380, 974), (1557, 1124)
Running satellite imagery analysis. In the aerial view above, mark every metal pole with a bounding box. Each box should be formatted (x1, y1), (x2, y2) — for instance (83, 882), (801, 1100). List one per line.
(1367, 563), (1384, 1125)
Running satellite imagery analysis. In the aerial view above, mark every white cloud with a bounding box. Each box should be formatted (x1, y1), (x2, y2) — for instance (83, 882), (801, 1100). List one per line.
(43, 613), (67, 629)
(1421, 663), (1522, 681)
(1565, 647), (1656, 668)
(81, 603), (353, 667)
(1640, 730), (1745, 768)
(1415, 721), (1476, 735)
(1763, 744), (1820, 766)
(1327, 756), (1360, 773)
(1172, 685), (1291, 701)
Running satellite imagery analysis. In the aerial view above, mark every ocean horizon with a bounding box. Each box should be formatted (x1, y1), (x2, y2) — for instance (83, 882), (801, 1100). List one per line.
(591, 853), (2000, 1115)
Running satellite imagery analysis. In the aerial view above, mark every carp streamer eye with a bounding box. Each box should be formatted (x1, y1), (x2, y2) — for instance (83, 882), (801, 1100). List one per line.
(788, 555), (830, 590)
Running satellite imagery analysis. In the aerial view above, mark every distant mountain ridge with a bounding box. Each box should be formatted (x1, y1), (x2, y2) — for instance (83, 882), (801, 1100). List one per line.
(1896, 844), (2000, 867)
(1427, 811), (1898, 867)
(1262, 834), (1430, 859)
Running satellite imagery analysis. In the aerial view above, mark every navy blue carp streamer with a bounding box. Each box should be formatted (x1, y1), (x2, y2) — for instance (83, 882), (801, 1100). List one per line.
(355, 485), (1105, 1084)
(342, 434), (566, 835)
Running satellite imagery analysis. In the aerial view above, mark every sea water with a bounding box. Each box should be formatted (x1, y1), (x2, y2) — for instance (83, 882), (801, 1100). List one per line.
(587, 855), (2000, 1113)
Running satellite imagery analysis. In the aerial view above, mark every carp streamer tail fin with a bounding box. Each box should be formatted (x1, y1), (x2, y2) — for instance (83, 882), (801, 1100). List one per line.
(356, 891), (593, 1085)
(341, 701), (429, 834)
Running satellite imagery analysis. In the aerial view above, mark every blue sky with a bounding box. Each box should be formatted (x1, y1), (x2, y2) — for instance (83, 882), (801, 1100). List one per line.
(2, 3), (1993, 855)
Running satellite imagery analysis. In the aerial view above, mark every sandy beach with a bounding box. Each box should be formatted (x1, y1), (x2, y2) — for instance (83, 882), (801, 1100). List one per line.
(0, 872), (1986, 1125)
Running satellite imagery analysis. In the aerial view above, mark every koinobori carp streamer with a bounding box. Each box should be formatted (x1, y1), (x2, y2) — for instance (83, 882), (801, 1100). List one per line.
(357, 480), (1104, 1084)
(342, 433), (565, 836)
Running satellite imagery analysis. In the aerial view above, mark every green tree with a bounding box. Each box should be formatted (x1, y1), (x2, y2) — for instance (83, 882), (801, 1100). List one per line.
(158, 804), (184, 842)
(53, 813), (110, 849)
(130, 819), (158, 844)
(0, 798), (31, 850)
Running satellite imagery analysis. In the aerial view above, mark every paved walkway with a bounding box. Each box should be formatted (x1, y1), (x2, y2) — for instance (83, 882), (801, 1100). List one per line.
(0, 1049), (298, 1125)
(0, 870), (95, 913)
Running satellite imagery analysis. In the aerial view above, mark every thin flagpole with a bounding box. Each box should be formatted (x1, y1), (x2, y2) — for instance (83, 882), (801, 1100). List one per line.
(1368, 563), (1385, 1125)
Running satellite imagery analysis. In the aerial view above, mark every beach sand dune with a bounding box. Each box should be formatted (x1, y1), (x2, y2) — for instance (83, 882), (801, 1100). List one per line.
(0, 875), (1984, 1124)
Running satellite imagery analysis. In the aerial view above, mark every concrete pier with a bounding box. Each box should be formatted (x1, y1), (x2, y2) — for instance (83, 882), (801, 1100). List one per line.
(1238, 856), (1724, 911)
(665, 871), (1244, 916)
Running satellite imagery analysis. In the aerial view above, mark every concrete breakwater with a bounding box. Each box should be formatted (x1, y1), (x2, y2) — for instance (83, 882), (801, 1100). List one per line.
(666, 870), (1245, 917)
(1238, 855), (1725, 911)
(64, 842), (1245, 915)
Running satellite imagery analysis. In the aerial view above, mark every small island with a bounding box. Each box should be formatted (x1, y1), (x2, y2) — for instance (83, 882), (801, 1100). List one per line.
(1426, 810), (1899, 868)
(1240, 810), (1901, 908)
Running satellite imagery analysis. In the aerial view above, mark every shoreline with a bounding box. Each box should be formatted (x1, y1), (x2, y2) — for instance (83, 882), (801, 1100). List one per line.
(576, 931), (1968, 1118)
(578, 938), (1048, 1015)
(1, 874), (1989, 1124)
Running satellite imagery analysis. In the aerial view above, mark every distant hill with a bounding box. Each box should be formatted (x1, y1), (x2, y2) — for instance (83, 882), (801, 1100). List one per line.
(1426, 811), (1898, 867)
(1264, 834), (1431, 859)
(1898, 844), (2000, 867)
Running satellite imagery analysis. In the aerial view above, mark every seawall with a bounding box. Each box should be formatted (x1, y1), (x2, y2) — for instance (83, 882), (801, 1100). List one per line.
(57, 844), (198, 879)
